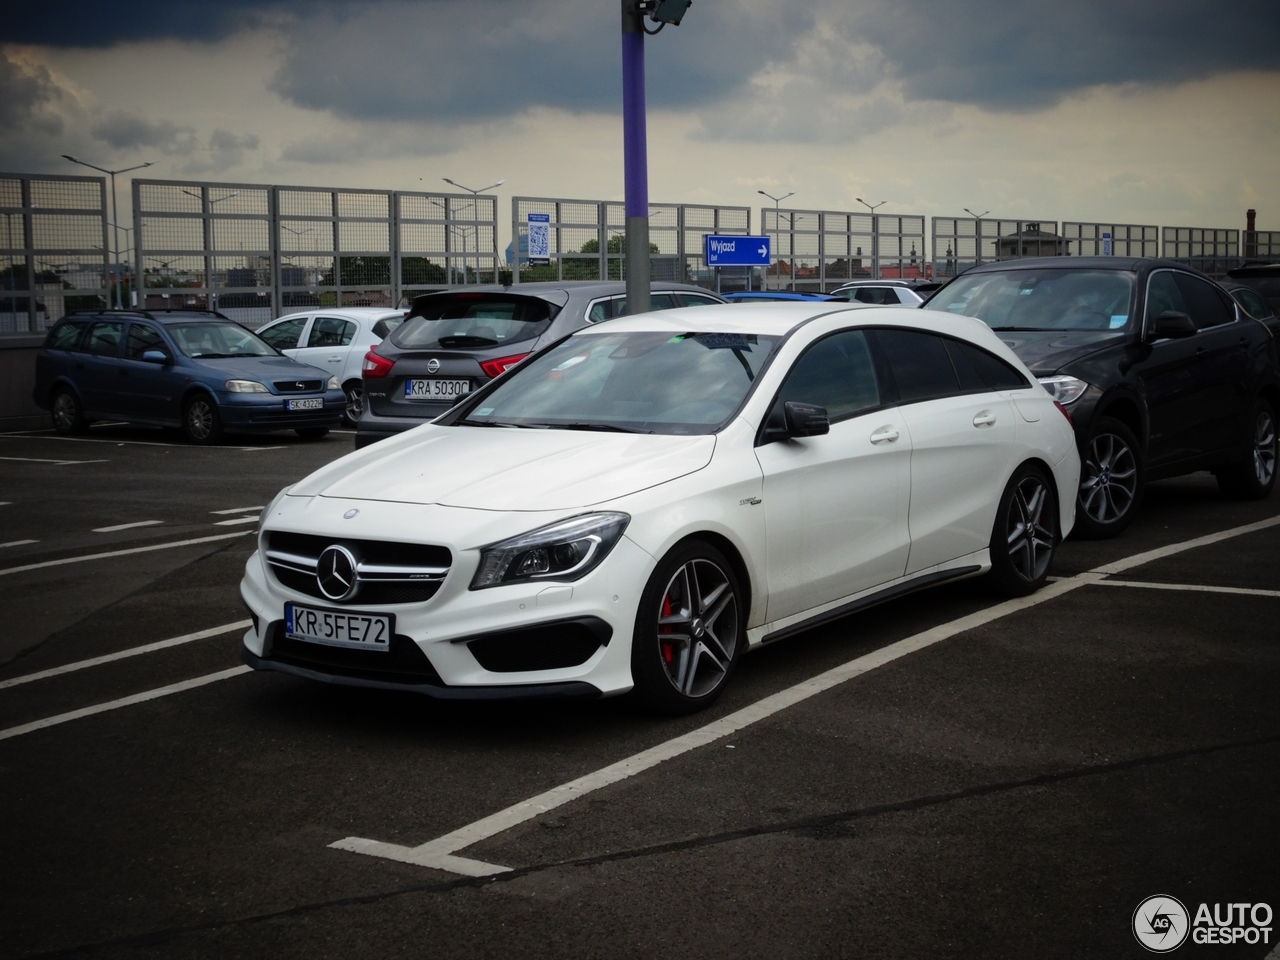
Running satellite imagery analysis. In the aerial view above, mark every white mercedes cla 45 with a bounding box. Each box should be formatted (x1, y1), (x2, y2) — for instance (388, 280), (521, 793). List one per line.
(241, 303), (1078, 713)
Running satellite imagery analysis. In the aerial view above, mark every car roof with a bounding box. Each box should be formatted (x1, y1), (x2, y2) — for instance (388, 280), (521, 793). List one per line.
(834, 279), (915, 288)
(723, 291), (836, 301)
(272, 307), (405, 322)
(963, 256), (1202, 274)
(59, 310), (234, 325)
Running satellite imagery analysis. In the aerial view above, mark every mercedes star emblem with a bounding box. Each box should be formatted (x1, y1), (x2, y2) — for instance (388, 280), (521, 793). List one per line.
(426, 358), (440, 373)
(316, 545), (359, 601)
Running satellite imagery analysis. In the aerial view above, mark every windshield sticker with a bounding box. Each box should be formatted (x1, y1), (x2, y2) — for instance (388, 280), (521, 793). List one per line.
(552, 355), (588, 371)
(1110, 315), (1128, 328)
(475, 407), (495, 416)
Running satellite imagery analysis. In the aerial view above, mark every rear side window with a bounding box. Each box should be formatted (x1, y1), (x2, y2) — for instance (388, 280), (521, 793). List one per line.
(774, 329), (881, 421)
(677, 293), (722, 308)
(308, 317), (356, 347)
(947, 338), (1029, 390)
(47, 322), (84, 350)
(872, 328), (959, 403)
(1173, 274), (1234, 330)
(258, 316), (307, 350)
(395, 295), (556, 349)
(125, 323), (166, 359)
(83, 321), (124, 357)
(1232, 287), (1273, 320)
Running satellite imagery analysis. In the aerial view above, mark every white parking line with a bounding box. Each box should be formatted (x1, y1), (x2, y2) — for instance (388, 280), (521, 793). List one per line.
(1089, 579), (1280, 599)
(0, 501), (11, 506)
(210, 506), (264, 515)
(0, 621), (251, 691)
(0, 540), (38, 549)
(0, 434), (285, 452)
(92, 520), (164, 533)
(212, 516), (260, 526)
(0, 667), (252, 742)
(0, 456), (108, 465)
(331, 512), (1280, 877)
(0, 530), (254, 578)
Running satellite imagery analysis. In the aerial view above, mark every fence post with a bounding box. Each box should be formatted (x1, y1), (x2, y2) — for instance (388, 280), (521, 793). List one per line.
(21, 178), (35, 330)
(390, 190), (401, 307)
(268, 186), (281, 319)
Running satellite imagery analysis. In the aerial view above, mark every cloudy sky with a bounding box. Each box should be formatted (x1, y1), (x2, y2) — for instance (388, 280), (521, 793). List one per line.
(3, 0), (1278, 251)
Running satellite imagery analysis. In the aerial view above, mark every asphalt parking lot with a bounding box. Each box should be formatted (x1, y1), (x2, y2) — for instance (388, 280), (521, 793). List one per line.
(1, 422), (1277, 960)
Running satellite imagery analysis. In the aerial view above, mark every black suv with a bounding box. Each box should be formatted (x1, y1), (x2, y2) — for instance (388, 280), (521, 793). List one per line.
(923, 258), (1279, 538)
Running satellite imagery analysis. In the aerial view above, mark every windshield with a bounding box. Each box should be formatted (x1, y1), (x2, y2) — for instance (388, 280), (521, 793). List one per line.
(166, 322), (277, 359)
(393, 294), (556, 349)
(925, 269), (1136, 332)
(459, 330), (781, 435)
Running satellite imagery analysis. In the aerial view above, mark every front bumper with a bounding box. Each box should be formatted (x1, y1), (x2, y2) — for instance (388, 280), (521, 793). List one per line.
(219, 389), (346, 431)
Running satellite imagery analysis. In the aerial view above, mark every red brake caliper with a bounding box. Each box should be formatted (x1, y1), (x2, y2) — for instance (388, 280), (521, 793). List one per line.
(660, 594), (673, 664)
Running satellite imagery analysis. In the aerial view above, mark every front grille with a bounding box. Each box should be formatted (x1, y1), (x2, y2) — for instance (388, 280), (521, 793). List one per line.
(265, 531), (451, 605)
(274, 379), (323, 393)
(468, 619), (611, 673)
(263, 621), (443, 684)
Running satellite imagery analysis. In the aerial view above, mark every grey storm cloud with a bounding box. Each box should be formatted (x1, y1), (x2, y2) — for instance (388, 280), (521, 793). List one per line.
(0, 53), (65, 134)
(90, 112), (200, 155)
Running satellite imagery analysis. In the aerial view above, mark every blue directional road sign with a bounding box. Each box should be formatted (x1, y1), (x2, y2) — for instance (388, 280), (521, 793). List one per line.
(704, 234), (771, 267)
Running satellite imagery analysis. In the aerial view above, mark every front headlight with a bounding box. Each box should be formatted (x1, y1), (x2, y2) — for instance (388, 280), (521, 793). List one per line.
(258, 486), (290, 538)
(226, 379), (269, 393)
(1038, 375), (1088, 405)
(470, 512), (630, 590)
(327, 375), (340, 389)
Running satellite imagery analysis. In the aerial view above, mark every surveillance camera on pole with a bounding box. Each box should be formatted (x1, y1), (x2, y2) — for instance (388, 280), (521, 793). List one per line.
(620, 0), (691, 316)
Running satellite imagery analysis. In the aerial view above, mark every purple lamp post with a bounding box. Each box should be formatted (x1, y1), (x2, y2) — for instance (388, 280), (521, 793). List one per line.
(620, 0), (691, 315)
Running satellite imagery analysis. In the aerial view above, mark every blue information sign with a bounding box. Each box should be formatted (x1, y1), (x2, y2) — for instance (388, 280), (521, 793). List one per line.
(704, 234), (771, 267)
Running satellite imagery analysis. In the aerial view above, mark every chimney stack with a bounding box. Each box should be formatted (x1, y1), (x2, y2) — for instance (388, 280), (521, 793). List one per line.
(1246, 209), (1257, 258)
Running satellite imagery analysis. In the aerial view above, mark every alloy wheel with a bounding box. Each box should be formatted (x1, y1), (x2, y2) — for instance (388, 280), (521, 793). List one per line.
(1006, 474), (1054, 582)
(344, 383), (363, 423)
(1252, 409), (1276, 487)
(186, 399), (214, 441)
(52, 392), (78, 431)
(655, 558), (739, 699)
(1079, 432), (1138, 525)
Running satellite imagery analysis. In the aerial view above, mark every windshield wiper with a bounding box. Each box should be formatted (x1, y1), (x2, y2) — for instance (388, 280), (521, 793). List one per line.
(459, 419), (526, 428)
(528, 421), (651, 434)
(988, 326), (1045, 332)
(438, 335), (500, 347)
(192, 352), (230, 358)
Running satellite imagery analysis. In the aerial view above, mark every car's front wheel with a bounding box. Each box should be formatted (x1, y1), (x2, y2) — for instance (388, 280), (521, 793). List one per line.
(986, 463), (1058, 597)
(1215, 398), (1277, 500)
(342, 380), (362, 427)
(50, 389), (88, 435)
(630, 540), (744, 715)
(1073, 416), (1143, 540)
(183, 394), (223, 444)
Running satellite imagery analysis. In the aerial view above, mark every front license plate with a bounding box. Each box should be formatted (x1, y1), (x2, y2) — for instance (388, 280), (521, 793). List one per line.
(405, 378), (470, 400)
(284, 602), (393, 651)
(286, 397), (324, 411)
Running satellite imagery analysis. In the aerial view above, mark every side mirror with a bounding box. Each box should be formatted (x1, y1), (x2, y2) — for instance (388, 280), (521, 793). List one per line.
(1150, 310), (1196, 340)
(784, 401), (830, 437)
(141, 349), (171, 364)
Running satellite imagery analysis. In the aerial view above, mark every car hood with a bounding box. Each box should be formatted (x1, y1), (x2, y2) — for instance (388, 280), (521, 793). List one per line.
(291, 425), (717, 511)
(192, 356), (331, 383)
(993, 330), (1127, 375)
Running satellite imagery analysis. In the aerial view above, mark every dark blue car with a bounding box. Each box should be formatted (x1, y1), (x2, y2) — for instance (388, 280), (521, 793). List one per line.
(32, 310), (345, 443)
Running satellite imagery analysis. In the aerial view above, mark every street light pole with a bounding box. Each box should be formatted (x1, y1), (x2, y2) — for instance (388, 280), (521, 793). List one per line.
(856, 199), (886, 279)
(443, 178), (505, 283)
(182, 189), (239, 311)
(62, 156), (154, 309)
(758, 190), (794, 290)
(963, 208), (990, 220)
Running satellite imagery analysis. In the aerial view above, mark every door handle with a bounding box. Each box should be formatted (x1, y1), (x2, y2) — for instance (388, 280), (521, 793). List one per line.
(870, 425), (900, 444)
(327, 356), (341, 362)
(972, 410), (997, 427)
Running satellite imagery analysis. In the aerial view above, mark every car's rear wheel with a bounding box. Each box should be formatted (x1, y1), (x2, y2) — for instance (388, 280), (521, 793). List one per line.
(183, 394), (223, 444)
(295, 427), (329, 440)
(630, 540), (744, 715)
(1073, 417), (1143, 540)
(986, 463), (1058, 597)
(50, 389), (88, 435)
(342, 380), (362, 427)
(1216, 398), (1277, 500)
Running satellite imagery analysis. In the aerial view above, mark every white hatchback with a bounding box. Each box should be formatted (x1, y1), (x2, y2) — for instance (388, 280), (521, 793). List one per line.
(241, 303), (1078, 713)
(256, 308), (407, 425)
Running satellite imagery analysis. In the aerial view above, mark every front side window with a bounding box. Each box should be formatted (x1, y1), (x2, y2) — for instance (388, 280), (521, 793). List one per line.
(1144, 271), (1187, 332)
(459, 330), (780, 435)
(308, 317), (356, 347)
(773, 330), (881, 421)
(125, 323), (166, 359)
(1173, 274), (1234, 330)
(166, 322), (276, 359)
(83, 321), (124, 357)
(926, 269), (1136, 332)
(873, 328), (960, 403)
(394, 294), (556, 349)
(258, 316), (307, 350)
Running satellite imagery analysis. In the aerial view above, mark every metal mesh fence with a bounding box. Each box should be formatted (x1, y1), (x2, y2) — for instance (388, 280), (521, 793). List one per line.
(762, 209), (925, 288)
(1161, 226), (1240, 278)
(0, 173), (109, 332)
(1061, 222), (1159, 258)
(931, 218), (1060, 278)
(511, 197), (750, 289)
(134, 178), (497, 326)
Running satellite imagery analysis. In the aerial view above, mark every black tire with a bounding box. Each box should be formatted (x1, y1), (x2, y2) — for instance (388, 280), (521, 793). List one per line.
(1073, 416), (1144, 540)
(50, 389), (88, 435)
(342, 381), (363, 427)
(986, 463), (1058, 597)
(295, 427), (329, 440)
(630, 539), (745, 715)
(1216, 398), (1277, 500)
(182, 394), (223, 444)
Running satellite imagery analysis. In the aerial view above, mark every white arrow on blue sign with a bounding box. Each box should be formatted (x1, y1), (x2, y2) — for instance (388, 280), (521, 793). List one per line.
(704, 234), (771, 266)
